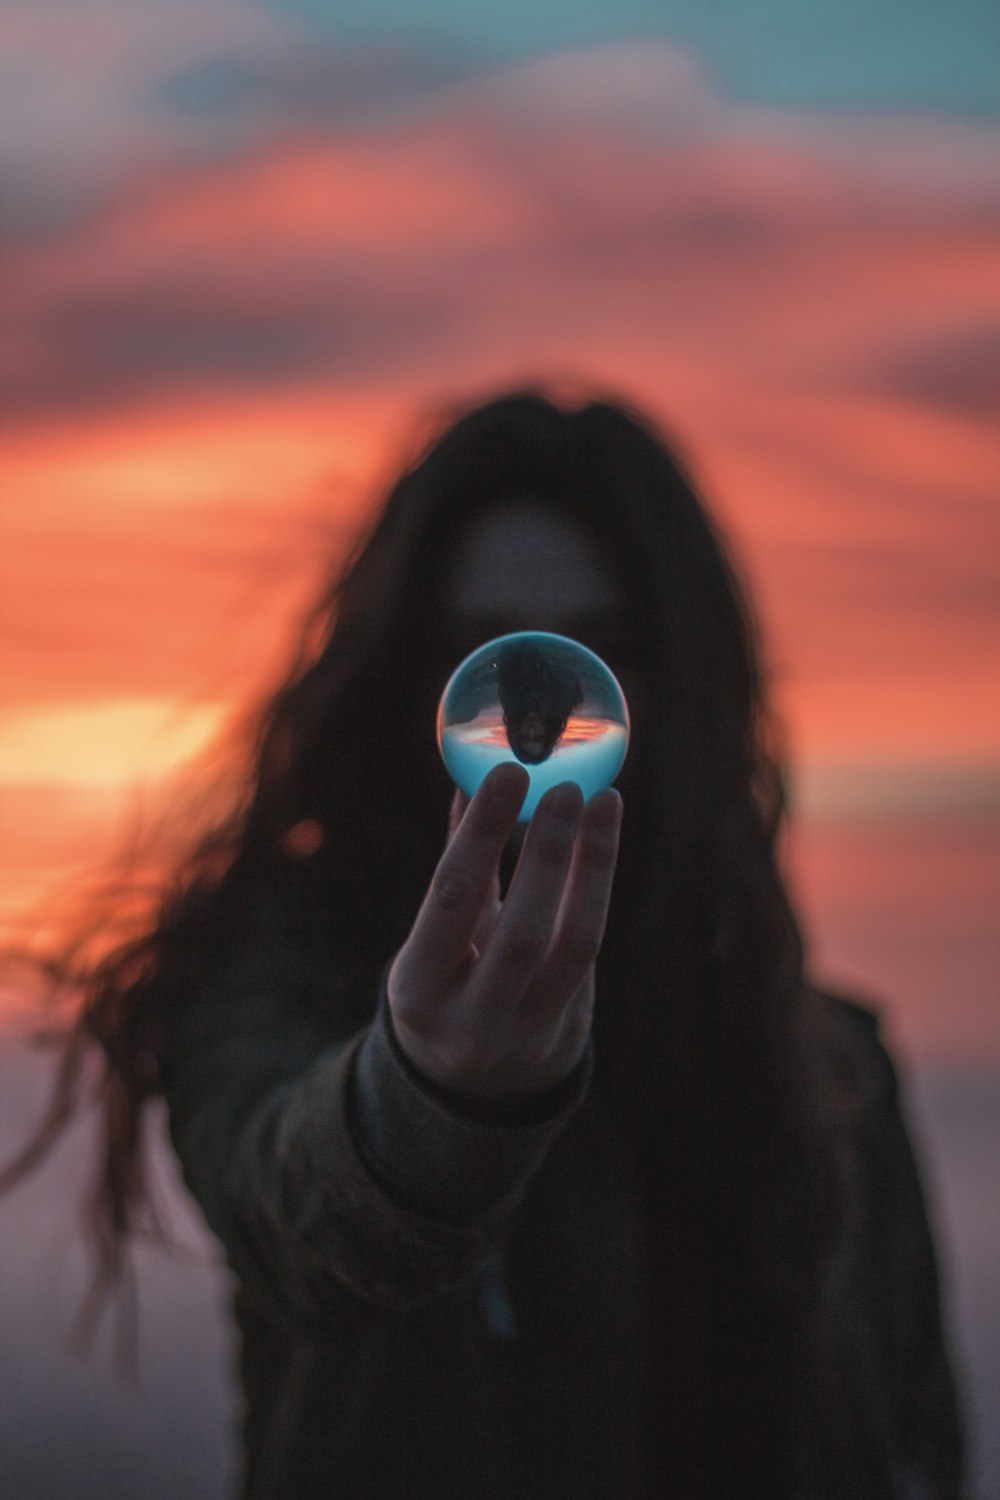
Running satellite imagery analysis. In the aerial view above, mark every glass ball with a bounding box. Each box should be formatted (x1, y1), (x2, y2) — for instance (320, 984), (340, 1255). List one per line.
(437, 631), (630, 822)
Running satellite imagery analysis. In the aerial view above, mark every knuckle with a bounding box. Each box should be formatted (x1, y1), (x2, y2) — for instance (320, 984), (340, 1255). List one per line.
(561, 926), (603, 968)
(388, 974), (424, 1031)
(504, 924), (549, 969)
(431, 866), (476, 914)
(581, 824), (619, 863)
(531, 829), (572, 868)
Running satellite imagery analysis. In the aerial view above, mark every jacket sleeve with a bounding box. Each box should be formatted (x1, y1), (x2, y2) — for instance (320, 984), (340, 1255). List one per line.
(868, 1025), (965, 1499)
(830, 1000), (966, 1499)
(158, 948), (589, 1335)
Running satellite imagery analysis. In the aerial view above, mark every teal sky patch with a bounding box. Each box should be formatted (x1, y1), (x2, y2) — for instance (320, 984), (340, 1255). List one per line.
(263, 0), (1000, 117)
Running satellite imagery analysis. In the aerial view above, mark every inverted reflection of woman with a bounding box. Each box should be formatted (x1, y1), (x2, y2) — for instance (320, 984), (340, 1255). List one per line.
(496, 640), (583, 764)
(4, 390), (964, 1499)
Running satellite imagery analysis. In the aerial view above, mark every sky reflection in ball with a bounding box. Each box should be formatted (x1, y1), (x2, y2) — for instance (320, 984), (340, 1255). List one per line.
(437, 632), (630, 821)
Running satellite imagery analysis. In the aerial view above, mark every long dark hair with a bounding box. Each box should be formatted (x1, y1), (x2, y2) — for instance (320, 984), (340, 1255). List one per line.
(7, 388), (839, 1489)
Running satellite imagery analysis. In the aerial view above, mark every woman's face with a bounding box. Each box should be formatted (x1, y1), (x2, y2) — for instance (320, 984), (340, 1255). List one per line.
(443, 501), (626, 652)
(511, 711), (553, 763)
(441, 501), (645, 730)
(439, 500), (643, 818)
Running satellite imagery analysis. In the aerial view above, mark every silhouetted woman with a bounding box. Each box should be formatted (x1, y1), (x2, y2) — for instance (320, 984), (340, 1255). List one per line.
(496, 639), (583, 763)
(6, 391), (964, 1498)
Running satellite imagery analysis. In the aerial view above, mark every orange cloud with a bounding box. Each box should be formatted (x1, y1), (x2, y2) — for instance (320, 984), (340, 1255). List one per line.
(1, 68), (998, 1052)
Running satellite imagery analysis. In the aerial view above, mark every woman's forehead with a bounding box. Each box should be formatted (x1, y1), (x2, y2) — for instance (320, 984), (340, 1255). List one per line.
(444, 501), (622, 625)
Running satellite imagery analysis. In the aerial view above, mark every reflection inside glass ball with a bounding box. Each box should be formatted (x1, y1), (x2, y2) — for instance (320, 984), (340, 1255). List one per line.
(437, 632), (630, 821)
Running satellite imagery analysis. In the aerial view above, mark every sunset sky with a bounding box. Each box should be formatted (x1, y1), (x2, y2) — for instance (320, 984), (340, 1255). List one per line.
(1, 1), (997, 1055)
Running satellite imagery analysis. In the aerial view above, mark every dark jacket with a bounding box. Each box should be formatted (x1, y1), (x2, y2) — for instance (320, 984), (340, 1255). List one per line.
(160, 953), (964, 1500)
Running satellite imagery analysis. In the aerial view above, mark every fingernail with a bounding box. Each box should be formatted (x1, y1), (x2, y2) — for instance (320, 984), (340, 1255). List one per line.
(488, 763), (529, 806)
(590, 789), (622, 827)
(549, 783), (583, 820)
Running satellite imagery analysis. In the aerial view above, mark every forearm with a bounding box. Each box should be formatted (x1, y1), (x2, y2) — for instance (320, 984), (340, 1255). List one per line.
(162, 979), (589, 1332)
(349, 989), (593, 1219)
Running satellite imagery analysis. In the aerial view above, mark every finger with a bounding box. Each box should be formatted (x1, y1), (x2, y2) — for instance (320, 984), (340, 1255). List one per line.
(447, 785), (501, 952)
(391, 763), (528, 1006)
(447, 786), (469, 844)
(520, 788), (622, 1020)
(471, 780), (584, 1001)
(548, 969), (596, 1064)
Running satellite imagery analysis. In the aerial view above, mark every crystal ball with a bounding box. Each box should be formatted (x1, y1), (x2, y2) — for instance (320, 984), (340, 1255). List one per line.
(437, 632), (630, 822)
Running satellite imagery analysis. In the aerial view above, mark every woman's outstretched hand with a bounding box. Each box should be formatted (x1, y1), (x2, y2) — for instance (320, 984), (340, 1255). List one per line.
(388, 763), (622, 1107)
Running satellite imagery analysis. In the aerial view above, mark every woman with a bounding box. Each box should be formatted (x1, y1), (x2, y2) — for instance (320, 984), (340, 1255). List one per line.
(10, 390), (963, 1497)
(495, 638), (584, 764)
